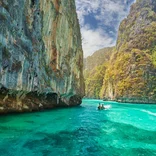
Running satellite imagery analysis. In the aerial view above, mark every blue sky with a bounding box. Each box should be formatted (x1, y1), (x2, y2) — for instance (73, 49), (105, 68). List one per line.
(75, 0), (135, 57)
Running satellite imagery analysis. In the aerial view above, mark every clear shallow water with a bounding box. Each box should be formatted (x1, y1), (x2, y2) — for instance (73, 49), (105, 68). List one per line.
(0, 99), (156, 156)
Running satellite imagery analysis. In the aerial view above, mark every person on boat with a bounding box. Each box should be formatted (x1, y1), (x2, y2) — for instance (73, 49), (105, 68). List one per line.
(98, 103), (102, 110)
(101, 104), (105, 110)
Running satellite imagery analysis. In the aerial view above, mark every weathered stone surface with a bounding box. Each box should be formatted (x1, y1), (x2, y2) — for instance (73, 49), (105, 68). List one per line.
(0, 0), (85, 113)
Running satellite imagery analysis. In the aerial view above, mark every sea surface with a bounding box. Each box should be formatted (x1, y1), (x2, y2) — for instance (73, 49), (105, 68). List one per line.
(0, 99), (156, 156)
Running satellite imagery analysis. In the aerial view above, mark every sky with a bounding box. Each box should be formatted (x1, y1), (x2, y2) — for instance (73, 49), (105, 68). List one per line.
(75, 0), (135, 58)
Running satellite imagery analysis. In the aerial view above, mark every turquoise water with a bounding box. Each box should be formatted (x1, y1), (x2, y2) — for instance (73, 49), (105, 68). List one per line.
(0, 99), (156, 156)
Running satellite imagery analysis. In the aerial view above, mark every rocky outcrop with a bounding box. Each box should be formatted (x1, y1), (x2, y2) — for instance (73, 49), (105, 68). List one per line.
(100, 0), (156, 103)
(0, 0), (84, 113)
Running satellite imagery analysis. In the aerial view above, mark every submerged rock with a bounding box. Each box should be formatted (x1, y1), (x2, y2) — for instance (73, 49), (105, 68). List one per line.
(0, 0), (85, 113)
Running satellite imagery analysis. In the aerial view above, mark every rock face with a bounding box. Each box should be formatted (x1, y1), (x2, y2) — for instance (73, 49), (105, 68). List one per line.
(0, 0), (84, 113)
(100, 0), (156, 103)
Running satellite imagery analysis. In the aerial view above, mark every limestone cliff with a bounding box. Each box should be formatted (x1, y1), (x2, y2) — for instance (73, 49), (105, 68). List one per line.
(100, 0), (156, 103)
(0, 0), (84, 113)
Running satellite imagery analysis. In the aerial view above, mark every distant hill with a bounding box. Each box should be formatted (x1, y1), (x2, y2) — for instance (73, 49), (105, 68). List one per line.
(84, 47), (114, 98)
(84, 47), (114, 71)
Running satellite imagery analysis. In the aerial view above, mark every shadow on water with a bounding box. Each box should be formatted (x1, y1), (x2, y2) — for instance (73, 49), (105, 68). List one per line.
(0, 99), (156, 156)
(20, 124), (156, 156)
(1, 119), (154, 156)
(101, 120), (156, 144)
(0, 117), (10, 123)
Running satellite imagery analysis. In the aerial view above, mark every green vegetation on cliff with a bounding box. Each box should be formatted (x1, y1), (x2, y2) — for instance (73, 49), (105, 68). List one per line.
(84, 0), (156, 103)
(84, 47), (114, 98)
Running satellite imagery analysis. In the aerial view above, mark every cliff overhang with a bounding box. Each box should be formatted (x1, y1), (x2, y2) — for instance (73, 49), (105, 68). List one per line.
(0, 86), (82, 114)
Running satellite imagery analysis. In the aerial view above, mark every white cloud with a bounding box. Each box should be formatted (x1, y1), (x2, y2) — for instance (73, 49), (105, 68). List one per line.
(75, 0), (135, 58)
(81, 26), (115, 57)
